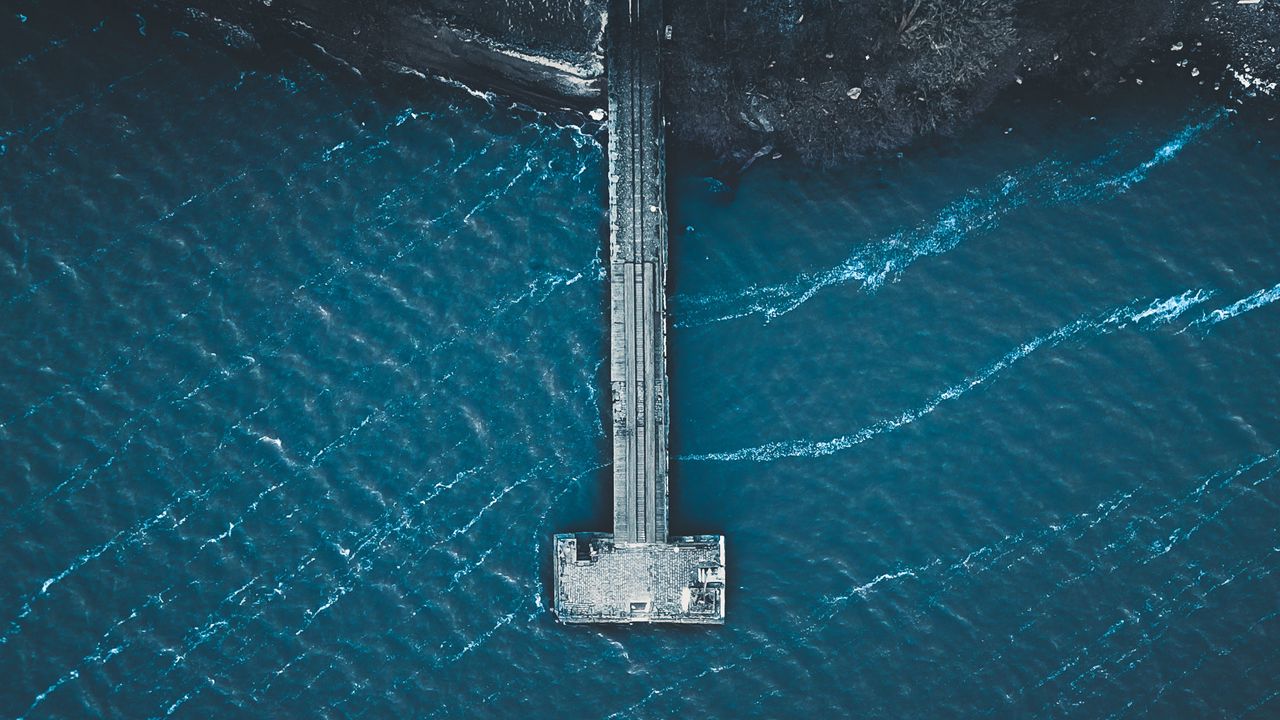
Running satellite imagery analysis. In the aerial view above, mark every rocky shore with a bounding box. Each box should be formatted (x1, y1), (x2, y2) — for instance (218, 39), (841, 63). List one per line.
(142, 0), (1278, 167)
(661, 0), (1278, 167)
(140, 0), (608, 108)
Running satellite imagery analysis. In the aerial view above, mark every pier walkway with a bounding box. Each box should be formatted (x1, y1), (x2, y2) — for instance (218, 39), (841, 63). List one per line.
(608, 0), (668, 545)
(552, 0), (726, 624)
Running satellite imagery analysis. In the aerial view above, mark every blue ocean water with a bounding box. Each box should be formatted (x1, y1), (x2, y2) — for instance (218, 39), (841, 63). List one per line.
(2, 3), (1279, 718)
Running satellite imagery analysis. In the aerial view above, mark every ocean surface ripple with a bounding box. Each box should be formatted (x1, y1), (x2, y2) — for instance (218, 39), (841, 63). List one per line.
(2, 4), (1279, 719)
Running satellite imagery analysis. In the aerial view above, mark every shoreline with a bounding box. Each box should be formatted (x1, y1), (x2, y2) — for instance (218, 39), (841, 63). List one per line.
(139, 0), (607, 111)
(135, 0), (1276, 168)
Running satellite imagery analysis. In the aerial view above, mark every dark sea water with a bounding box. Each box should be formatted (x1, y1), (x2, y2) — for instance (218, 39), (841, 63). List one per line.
(3, 3), (1279, 718)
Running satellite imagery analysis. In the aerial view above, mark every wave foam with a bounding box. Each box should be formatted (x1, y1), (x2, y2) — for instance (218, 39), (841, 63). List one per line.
(678, 110), (1230, 328)
(1184, 281), (1280, 333)
(684, 289), (1210, 464)
(678, 169), (1035, 327)
(1087, 108), (1232, 196)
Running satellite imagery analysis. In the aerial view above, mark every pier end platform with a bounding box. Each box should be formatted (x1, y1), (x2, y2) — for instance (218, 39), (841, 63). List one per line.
(552, 533), (725, 624)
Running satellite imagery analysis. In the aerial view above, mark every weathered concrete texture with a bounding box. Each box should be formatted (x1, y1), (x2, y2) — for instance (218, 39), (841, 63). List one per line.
(552, 0), (726, 625)
(608, 0), (669, 545)
(554, 535), (725, 624)
(144, 0), (607, 105)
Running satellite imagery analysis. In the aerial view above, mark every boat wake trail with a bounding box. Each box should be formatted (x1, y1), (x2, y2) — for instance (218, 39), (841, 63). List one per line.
(678, 170), (1037, 327)
(682, 289), (1214, 464)
(676, 109), (1230, 328)
(1182, 280), (1280, 334)
(1080, 108), (1233, 198)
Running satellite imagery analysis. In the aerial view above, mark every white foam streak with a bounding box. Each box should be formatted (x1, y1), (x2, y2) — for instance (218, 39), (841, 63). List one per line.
(432, 74), (498, 105)
(1184, 281), (1280, 333)
(437, 604), (522, 667)
(685, 290), (1209, 464)
(678, 111), (1229, 328)
(17, 670), (79, 720)
(678, 172), (1029, 327)
(833, 568), (920, 603)
(1091, 108), (1232, 194)
(1128, 289), (1215, 325)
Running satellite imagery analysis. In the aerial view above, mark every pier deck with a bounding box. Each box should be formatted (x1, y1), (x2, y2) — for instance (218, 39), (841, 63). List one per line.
(552, 0), (725, 625)
(608, 0), (667, 546)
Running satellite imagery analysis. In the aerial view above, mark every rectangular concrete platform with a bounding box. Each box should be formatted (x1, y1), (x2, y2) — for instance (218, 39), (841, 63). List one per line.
(553, 534), (725, 624)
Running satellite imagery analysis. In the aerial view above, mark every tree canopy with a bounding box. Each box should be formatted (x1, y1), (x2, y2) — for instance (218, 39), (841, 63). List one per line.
(664, 0), (1278, 166)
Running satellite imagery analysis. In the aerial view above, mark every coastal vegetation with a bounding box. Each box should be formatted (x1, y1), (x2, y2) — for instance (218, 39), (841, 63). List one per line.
(142, 0), (1278, 166)
(663, 0), (1279, 166)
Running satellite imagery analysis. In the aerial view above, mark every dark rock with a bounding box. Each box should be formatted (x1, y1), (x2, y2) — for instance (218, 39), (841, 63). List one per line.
(139, 0), (1279, 166)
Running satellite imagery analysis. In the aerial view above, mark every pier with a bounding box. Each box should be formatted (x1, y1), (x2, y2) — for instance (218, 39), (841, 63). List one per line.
(552, 0), (726, 624)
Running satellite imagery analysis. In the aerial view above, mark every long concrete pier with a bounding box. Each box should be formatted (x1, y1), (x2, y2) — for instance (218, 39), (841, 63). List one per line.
(608, 0), (668, 546)
(552, 0), (726, 624)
